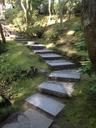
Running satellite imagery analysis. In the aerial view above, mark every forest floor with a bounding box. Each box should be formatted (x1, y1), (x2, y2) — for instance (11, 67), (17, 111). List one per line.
(0, 17), (96, 128)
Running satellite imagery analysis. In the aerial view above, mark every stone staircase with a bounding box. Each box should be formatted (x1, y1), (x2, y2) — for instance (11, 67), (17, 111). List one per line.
(2, 41), (80, 128)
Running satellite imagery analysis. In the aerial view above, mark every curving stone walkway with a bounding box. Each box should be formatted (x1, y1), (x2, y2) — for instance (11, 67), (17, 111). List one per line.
(2, 41), (80, 128)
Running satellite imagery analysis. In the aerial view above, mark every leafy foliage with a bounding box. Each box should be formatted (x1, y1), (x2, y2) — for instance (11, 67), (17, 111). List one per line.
(80, 61), (92, 76)
(0, 65), (23, 99)
(74, 38), (87, 51)
(26, 25), (44, 38)
(0, 43), (7, 54)
(44, 24), (64, 42)
(88, 85), (96, 100)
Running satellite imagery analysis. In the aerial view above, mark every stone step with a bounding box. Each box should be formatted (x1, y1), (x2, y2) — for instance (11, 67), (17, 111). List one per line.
(2, 109), (53, 128)
(15, 38), (30, 41)
(33, 49), (54, 54)
(49, 70), (80, 82)
(2, 123), (19, 128)
(18, 109), (53, 128)
(45, 59), (75, 69)
(38, 53), (62, 60)
(38, 81), (74, 97)
(28, 44), (46, 50)
(26, 93), (65, 117)
(26, 41), (35, 46)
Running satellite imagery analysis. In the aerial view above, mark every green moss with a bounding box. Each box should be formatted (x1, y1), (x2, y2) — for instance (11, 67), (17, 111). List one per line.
(54, 77), (96, 128)
(0, 41), (48, 119)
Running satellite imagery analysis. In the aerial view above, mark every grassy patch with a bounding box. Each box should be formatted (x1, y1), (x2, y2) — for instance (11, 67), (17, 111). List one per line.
(55, 76), (96, 128)
(0, 42), (48, 69)
(0, 41), (48, 121)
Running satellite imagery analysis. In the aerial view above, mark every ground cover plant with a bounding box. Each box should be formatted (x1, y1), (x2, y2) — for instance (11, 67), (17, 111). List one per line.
(0, 41), (48, 122)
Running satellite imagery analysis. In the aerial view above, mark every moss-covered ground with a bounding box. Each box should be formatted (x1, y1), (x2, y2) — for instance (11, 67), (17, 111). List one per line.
(0, 41), (48, 121)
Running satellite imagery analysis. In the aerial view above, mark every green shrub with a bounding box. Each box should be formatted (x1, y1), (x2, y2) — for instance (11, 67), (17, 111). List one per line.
(74, 38), (87, 51)
(0, 43), (7, 54)
(26, 25), (44, 38)
(79, 60), (92, 76)
(0, 65), (24, 100)
(44, 24), (64, 42)
(87, 83), (96, 107)
(74, 23), (82, 32)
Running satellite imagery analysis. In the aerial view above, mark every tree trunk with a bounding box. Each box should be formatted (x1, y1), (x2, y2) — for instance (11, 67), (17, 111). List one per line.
(0, 23), (6, 43)
(21, 0), (32, 25)
(59, 0), (63, 26)
(48, 0), (52, 21)
(21, 0), (27, 24)
(2, 0), (5, 6)
(82, 0), (96, 72)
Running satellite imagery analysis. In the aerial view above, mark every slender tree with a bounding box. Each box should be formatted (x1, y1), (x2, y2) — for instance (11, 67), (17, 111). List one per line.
(48, 0), (52, 21)
(20, 0), (32, 25)
(59, 0), (63, 26)
(82, 0), (96, 72)
(0, 23), (6, 43)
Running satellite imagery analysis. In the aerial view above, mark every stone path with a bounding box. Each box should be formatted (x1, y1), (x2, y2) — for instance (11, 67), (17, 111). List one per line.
(26, 93), (65, 117)
(34, 49), (53, 54)
(38, 53), (62, 60)
(3, 109), (53, 128)
(38, 81), (74, 97)
(2, 42), (80, 128)
(49, 69), (80, 82)
(45, 59), (75, 69)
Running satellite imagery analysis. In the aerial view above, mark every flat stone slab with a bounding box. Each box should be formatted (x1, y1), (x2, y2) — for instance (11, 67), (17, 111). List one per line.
(2, 109), (53, 128)
(2, 123), (19, 128)
(27, 44), (46, 50)
(38, 53), (62, 60)
(38, 81), (74, 97)
(26, 41), (35, 46)
(46, 60), (75, 69)
(26, 93), (65, 117)
(34, 49), (54, 54)
(18, 109), (53, 128)
(49, 70), (80, 81)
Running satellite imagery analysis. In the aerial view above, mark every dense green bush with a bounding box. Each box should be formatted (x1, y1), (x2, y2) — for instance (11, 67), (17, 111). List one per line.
(80, 60), (92, 76)
(0, 65), (23, 100)
(0, 43), (7, 54)
(26, 25), (44, 38)
(74, 38), (87, 51)
(44, 24), (64, 42)
(87, 82), (96, 107)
